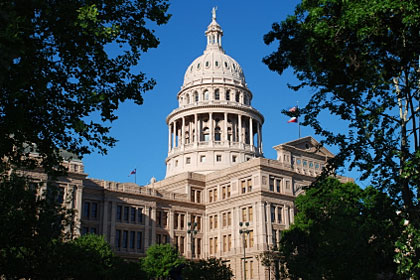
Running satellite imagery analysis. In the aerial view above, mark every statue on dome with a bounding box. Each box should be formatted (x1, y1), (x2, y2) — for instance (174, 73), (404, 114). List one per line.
(212, 7), (217, 20)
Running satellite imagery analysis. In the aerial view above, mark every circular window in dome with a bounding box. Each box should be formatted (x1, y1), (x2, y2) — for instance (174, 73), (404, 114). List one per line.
(205, 61), (210, 68)
(232, 64), (236, 70)
(215, 61), (219, 67)
(190, 66), (193, 72)
(224, 61), (229, 69)
(197, 63), (200, 69)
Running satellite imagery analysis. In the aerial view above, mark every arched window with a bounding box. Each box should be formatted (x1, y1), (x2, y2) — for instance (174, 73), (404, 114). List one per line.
(186, 94), (190, 104)
(185, 132), (190, 144)
(214, 89), (220, 100)
(235, 92), (240, 102)
(204, 90), (209, 101)
(244, 95), (248, 105)
(202, 127), (210, 142)
(215, 127), (221, 141)
(194, 91), (199, 102)
(227, 127), (232, 142)
(225, 90), (230, 101)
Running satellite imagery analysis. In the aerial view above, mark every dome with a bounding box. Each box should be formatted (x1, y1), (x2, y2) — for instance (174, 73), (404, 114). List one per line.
(182, 8), (246, 88)
(183, 50), (246, 87)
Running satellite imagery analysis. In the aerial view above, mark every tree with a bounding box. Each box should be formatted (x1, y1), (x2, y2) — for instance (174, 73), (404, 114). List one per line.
(182, 257), (233, 280)
(263, 0), (420, 224)
(259, 178), (401, 280)
(141, 244), (184, 280)
(0, 0), (170, 174)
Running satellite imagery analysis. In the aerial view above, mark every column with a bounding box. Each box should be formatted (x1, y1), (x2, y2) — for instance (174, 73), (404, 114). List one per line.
(102, 199), (109, 236)
(257, 123), (261, 152)
(168, 123), (172, 152)
(151, 207), (156, 245)
(285, 206), (290, 228)
(238, 115), (242, 143)
(258, 201), (267, 249)
(266, 202), (273, 246)
(224, 112), (228, 142)
(209, 112), (213, 143)
(195, 114), (199, 144)
(75, 186), (83, 236)
(173, 121), (177, 148)
(144, 207), (150, 249)
(181, 117), (185, 147)
(259, 124), (263, 154)
(250, 118), (254, 147)
(169, 209), (174, 242)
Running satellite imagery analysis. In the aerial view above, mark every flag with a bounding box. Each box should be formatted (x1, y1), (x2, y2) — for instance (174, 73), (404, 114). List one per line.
(289, 106), (297, 113)
(288, 117), (298, 123)
(129, 168), (136, 176)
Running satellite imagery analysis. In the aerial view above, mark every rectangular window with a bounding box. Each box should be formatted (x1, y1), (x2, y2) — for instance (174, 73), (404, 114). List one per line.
(186, 157), (191, 164)
(82, 226), (89, 235)
(115, 230), (121, 248)
(197, 216), (201, 231)
(197, 238), (201, 256)
(83, 202), (90, 218)
(124, 206), (129, 222)
(228, 234), (232, 251)
(269, 177), (274, 191)
(241, 180), (246, 194)
(174, 213), (179, 229)
(137, 232), (143, 249)
(130, 231), (135, 249)
(209, 238), (213, 254)
(90, 227), (97, 234)
(213, 189), (218, 201)
(123, 230), (128, 248)
(232, 155), (236, 162)
(271, 206), (275, 222)
(216, 155), (222, 162)
(196, 191), (201, 203)
(242, 208), (247, 222)
(163, 234), (168, 244)
(276, 179), (281, 192)
(248, 206), (253, 222)
(180, 214), (185, 229)
(214, 215), (218, 229)
(91, 202), (97, 219)
(286, 180), (291, 190)
(227, 185), (231, 197)
(209, 190), (213, 202)
(249, 231), (254, 247)
(131, 207), (136, 223)
(228, 212), (232, 226)
(157, 211), (162, 227)
(200, 155), (206, 162)
(138, 207), (143, 224)
(277, 207), (283, 223)
(214, 237), (218, 253)
(222, 186), (226, 199)
(223, 213), (227, 227)
(156, 234), (161, 244)
(116, 205), (122, 222)
(180, 236), (185, 254)
(272, 229), (277, 244)
(191, 189), (195, 202)
(163, 212), (168, 228)
(247, 179), (252, 192)
(209, 216), (213, 230)
(223, 235), (227, 252)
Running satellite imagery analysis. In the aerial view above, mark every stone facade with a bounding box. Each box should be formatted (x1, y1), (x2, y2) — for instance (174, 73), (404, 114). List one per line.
(56, 9), (339, 280)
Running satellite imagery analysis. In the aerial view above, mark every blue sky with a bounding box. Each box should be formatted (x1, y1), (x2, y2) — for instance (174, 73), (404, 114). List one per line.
(83, 0), (365, 186)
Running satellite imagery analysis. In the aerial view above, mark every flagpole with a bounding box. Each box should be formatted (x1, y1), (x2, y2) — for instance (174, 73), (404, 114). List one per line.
(297, 101), (301, 138)
(135, 167), (137, 184)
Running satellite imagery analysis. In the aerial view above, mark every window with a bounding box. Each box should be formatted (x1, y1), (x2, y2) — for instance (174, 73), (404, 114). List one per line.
(196, 191), (201, 203)
(315, 163), (320, 169)
(210, 216), (213, 229)
(222, 186), (226, 199)
(214, 89), (220, 100)
(235, 92), (240, 102)
(82, 226), (89, 235)
(269, 177), (274, 191)
(137, 232), (143, 249)
(309, 162), (314, 168)
(209, 238), (213, 254)
(215, 128), (221, 141)
(223, 213), (227, 227)
(213, 189), (218, 201)
(191, 189), (195, 202)
(242, 208), (247, 222)
(214, 237), (218, 253)
(83, 202), (90, 218)
(156, 234), (161, 244)
(157, 211), (162, 227)
(247, 179), (252, 192)
(174, 213), (179, 229)
(216, 155), (222, 162)
(228, 234), (232, 251)
(186, 157), (191, 164)
(209, 190), (213, 202)
(197, 216), (201, 231)
(248, 206), (253, 222)
(241, 180), (246, 194)
(204, 90), (209, 100)
(195, 92), (199, 102)
(303, 160), (308, 167)
(131, 207), (136, 223)
(130, 231), (135, 249)
(180, 214), (185, 229)
(197, 238), (201, 256)
(124, 206), (129, 222)
(286, 181), (291, 190)
(232, 155), (237, 162)
(226, 90), (230, 100)
(296, 159), (301, 165)
(163, 212), (168, 228)
(227, 185), (231, 197)
(223, 235), (227, 252)
(91, 203), (97, 219)
(115, 230), (121, 248)
(123, 230), (128, 248)
(276, 179), (281, 192)
(180, 236), (185, 254)
(228, 212), (232, 226)
(249, 231), (254, 247)
(138, 208), (143, 224)
(278, 207), (283, 223)
(271, 206), (275, 222)
(117, 205), (122, 222)
(200, 155), (206, 162)
(214, 215), (218, 228)
(175, 160), (178, 167)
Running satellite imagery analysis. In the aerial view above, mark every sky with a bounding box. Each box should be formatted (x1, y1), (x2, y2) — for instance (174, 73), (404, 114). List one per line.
(83, 0), (365, 187)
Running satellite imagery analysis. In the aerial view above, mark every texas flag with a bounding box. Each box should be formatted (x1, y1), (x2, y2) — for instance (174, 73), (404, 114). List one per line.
(289, 106), (297, 113)
(128, 169), (136, 176)
(288, 117), (298, 123)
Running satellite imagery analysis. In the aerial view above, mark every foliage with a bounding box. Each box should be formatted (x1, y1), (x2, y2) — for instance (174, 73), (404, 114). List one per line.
(395, 222), (420, 280)
(0, 173), (72, 279)
(141, 244), (185, 279)
(0, 0), (170, 174)
(263, 0), (420, 223)
(259, 178), (401, 280)
(182, 257), (233, 280)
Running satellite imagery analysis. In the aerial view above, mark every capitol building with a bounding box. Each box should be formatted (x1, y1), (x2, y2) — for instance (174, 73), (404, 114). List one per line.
(49, 9), (338, 279)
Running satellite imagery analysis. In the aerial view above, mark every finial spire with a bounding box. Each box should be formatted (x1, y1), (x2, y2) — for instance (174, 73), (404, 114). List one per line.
(212, 7), (217, 21)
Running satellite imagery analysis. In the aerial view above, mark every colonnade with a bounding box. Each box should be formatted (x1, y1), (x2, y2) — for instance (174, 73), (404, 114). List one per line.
(168, 112), (262, 155)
